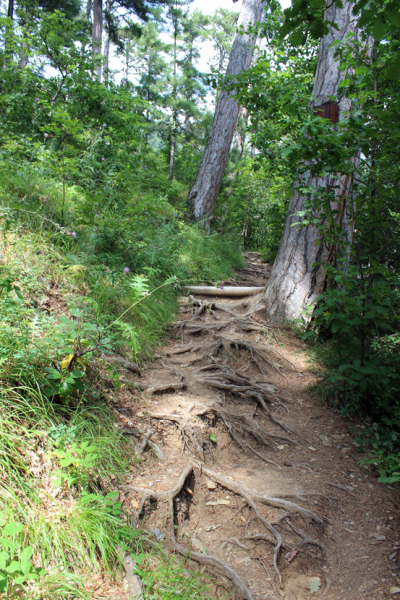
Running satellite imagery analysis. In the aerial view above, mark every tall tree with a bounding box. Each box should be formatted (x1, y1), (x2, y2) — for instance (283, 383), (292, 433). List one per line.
(263, 0), (372, 322)
(92, 0), (103, 80)
(92, 0), (167, 81)
(208, 8), (238, 77)
(187, 0), (264, 223)
(180, 9), (209, 143)
(165, 0), (192, 181)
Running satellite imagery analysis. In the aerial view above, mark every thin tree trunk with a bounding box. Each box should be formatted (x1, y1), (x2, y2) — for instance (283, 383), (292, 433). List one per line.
(103, 33), (110, 74)
(169, 127), (176, 181)
(4, 0), (14, 62)
(264, 1), (371, 323)
(18, 12), (29, 69)
(92, 0), (103, 81)
(103, 0), (110, 77)
(232, 105), (248, 157)
(188, 0), (264, 222)
(169, 23), (178, 182)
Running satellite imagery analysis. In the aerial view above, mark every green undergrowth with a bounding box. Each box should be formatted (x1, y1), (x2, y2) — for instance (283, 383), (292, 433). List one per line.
(0, 385), (212, 599)
(303, 329), (400, 487)
(0, 159), (235, 597)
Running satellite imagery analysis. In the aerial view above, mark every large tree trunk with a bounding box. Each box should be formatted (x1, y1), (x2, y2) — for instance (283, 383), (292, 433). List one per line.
(188, 0), (264, 222)
(92, 0), (103, 81)
(264, 1), (371, 323)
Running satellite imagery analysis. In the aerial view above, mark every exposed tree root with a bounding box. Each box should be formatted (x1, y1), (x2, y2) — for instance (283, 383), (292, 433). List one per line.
(124, 465), (255, 600)
(145, 382), (186, 394)
(194, 361), (301, 440)
(102, 354), (141, 375)
(131, 255), (332, 596)
(148, 412), (205, 461)
(173, 317), (265, 338)
(197, 465), (324, 588)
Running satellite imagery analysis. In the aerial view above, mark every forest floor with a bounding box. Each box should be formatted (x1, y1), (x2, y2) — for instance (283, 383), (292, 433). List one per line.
(106, 254), (400, 600)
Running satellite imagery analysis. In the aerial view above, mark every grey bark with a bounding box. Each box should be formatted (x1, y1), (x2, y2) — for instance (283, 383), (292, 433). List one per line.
(182, 286), (263, 297)
(168, 20), (178, 182)
(188, 0), (264, 222)
(92, 0), (103, 81)
(232, 37), (263, 157)
(232, 105), (248, 157)
(103, 0), (111, 77)
(264, 1), (372, 323)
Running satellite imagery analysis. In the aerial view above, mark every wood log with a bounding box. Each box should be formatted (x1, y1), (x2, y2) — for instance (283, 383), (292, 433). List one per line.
(183, 286), (264, 297)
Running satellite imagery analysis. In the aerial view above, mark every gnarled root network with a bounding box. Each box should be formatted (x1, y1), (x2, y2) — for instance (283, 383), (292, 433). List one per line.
(124, 465), (255, 600)
(123, 464), (325, 598)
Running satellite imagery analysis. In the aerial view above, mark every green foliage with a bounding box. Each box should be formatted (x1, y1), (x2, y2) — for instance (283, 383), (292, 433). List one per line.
(215, 159), (290, 261)
(0, 3), (239, 598)
(0, 516), (45, 598)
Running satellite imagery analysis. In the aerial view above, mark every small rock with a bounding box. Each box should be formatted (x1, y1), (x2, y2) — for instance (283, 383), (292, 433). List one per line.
(390, 586), (400, 594)
(318, 434), (331, 447)
(308, 446), (317, 452)
(191, 537), (205, 552)
(150, 527), (163, 541)
(206, 480), (217, 490)
(390, 553), (398, 561)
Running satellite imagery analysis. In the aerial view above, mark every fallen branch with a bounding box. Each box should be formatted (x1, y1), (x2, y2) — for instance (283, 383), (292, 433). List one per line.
(183, 286), (264, 297)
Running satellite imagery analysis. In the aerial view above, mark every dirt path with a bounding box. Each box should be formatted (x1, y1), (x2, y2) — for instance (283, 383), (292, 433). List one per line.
(113, 253), (400, 600)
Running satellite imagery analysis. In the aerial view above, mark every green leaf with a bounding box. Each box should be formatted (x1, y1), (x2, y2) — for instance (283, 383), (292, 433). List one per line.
(3, 523), (23, 537)
(70, 370), (84, 378)
(20, 547), (33, 562)
(209, 433), (217, 443)
(309, 578), (321, 594)
(6, 560), (22, 574)
(371, 17), (386, 41)
(106, 491), (119, 499)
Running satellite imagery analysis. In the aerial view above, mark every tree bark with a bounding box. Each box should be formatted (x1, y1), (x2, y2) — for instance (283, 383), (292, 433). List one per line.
(4, 0), (14, 63)
(188, 0), (264, 222)
(264, 1), (371, 323)
(92, 0), (103, 81)
(102, 0), (110, 77)
(169, 19), (178, 182)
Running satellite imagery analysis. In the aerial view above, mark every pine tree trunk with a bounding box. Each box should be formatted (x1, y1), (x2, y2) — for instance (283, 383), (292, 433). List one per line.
(92, 0), (103, 81)
(169, 114), (176, 181)
(169, 23), (178, 182)
(188, 0), (264, 222)
(264, 1), (371, 323)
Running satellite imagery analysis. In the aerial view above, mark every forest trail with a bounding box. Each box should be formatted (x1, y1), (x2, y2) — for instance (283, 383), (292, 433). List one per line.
(112, 254), (400, 600)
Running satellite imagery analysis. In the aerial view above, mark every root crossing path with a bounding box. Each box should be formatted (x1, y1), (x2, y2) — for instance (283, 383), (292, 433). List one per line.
(114, 253), (400, 600)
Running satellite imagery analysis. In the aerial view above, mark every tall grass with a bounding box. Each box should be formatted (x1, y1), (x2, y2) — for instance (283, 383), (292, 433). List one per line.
(0, 159), (227, 598)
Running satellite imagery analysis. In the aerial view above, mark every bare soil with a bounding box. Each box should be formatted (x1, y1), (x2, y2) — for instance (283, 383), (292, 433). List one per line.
(109, 253), (400, 600)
